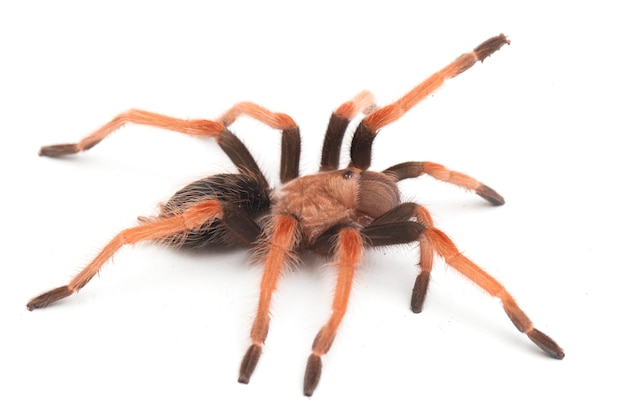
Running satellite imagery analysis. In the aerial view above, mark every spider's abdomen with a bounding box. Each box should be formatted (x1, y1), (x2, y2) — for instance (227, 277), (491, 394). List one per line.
(159, 174), (271, 248)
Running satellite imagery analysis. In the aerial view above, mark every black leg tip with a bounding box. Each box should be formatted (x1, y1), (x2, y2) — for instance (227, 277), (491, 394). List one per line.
(238, 344), (262, 385)
(39, 144), (80, 157)
(474, 34), (510, 62)
(476, 184), (505, 206)
(528, 329), (565, 359)
(303, 354), (322, 397)
(410, 272), (430, 313)
(26, 286), (73, 310)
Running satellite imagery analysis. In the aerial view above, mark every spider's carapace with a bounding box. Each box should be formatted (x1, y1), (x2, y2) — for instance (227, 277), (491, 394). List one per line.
(28, 34), (563, 397)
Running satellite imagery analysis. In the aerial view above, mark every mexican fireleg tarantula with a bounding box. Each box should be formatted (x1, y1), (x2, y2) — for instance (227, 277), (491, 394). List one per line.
(27, 34), (564, 396)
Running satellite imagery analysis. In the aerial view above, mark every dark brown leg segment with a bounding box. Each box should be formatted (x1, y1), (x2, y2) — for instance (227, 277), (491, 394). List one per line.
(320, 114), (350, 171)
(362, 203), (434, 312)
(280, 127), (301, 183)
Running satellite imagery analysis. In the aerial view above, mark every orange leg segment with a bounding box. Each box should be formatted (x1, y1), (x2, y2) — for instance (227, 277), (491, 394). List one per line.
(238, 215), (300, 384)
(218, 101), (297, 130)
(334, 90), (377, 120)
(27, 200), (223, 310)
(304, 227), (363, 396)
(39, 109), (225, 157)
(425, 227), (564, 359)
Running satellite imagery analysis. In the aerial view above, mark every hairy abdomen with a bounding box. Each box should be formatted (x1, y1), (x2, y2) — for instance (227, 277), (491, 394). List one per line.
(158, 174), (271, 249)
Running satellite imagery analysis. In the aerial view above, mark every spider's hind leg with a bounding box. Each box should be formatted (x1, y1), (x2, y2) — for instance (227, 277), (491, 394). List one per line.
(157, 173), (271, 249)
(27, 200), (224, 310)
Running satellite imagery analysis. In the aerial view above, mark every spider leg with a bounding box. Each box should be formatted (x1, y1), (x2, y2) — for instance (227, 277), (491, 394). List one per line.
(320, 91), (376, 171)
(384, 161), (505, 205)
(39, 109), (224, 156)
(365, 203), (434, 313)
(360, 204), (564, 359)
(26, 200), (223, 310)
(425, 226), (564, 359)
(39, 101), (301, 183)
(350, 34), (509, 170)
(238, 215), (300, 385)
(304, 227), (363, 396)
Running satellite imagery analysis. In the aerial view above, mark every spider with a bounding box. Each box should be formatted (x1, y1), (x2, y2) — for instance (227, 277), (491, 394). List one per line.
(27, 34), (564, 396)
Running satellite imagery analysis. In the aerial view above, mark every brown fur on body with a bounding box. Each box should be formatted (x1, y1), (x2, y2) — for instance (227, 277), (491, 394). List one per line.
(271, 169), (400, 245)
(156, 173), (271, 249)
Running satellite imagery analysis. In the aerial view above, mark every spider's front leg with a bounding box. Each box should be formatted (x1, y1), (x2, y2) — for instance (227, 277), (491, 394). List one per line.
(349, 34), (510, 170)
(384, 162), (505, 206)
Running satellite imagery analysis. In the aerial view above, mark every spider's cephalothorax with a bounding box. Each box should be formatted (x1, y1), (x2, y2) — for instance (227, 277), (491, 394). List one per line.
(27, 35), (564, 397)
(273, 168), (401, 246)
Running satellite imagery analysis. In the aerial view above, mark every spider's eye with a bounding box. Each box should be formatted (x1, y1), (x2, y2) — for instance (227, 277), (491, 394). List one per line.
(343, 170), (353, 179)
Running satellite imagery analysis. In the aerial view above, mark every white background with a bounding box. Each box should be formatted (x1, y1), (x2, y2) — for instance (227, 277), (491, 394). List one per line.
(1, 1), (624, 415)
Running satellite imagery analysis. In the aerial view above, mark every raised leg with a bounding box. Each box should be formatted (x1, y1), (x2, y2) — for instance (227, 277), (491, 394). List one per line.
(383, 161), (505, 205)
(304, 227), (363, 396)
(350, 34), (509, 170)
(320, 91), (376, 171)
(27, 200), (223, 310)
(238, 215), (300, 384)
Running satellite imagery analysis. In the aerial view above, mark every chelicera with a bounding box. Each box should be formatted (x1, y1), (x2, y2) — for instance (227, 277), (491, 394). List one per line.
(27, 34), (564, 396)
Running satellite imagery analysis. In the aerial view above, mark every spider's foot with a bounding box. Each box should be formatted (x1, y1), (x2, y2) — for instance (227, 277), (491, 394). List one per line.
(303, 353), (322, 397)
(528, 328), (565, 359)
(410, 271), (430, 313)
(476, 184), (505, 206)
(238, 344), (262, 384)
(474, 34), (510, 62)
(26, 285), (73, 310)
(39, 143), (80, 157)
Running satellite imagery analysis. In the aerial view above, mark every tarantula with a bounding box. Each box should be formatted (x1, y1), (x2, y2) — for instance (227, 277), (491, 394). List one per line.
(27, 34), (564, 396)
